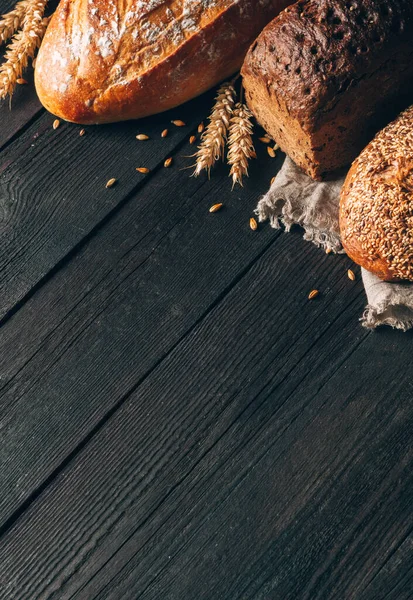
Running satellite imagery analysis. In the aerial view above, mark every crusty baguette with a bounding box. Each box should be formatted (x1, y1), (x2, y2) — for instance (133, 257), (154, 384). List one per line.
(241, 0), (413, 180)
(34, 0), (293, 124)
(340, 105), (413, 282)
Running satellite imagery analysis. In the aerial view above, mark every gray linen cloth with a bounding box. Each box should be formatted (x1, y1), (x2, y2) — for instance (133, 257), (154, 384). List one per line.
(256, 157), (413, 331)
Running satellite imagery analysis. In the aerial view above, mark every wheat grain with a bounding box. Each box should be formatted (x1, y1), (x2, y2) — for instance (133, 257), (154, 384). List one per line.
(249, 218), (258, 231)
(136, 134), (149, 140)
(209, 203), (223, 213)
(0, 0), (49, 100)
(227, 102), (255, 188)
(136, 167), (150, 174)
(106, 178), (117, 188)
(308, 289), (319, 300)
(164, 157), (173, 168)
(193, 82), (236, 177)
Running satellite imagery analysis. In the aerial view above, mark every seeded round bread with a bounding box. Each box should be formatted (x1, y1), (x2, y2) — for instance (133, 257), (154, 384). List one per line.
(241, 0), (413, 180)
(34, 0), (293, 124)
(339, 106), (413, 282)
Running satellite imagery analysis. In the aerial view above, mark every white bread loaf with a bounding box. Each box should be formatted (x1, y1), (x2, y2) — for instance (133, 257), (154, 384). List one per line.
(34, 0), (293, 124)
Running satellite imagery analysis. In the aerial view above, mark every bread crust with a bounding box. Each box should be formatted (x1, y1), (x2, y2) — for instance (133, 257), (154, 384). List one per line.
(242, 0), (413, 179)
(340, 106), (413, 282)
(34, 0), (292, 124)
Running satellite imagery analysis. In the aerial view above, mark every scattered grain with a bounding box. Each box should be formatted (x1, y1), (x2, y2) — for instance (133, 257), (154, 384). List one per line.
(198, 122), (204, 133)
(136, 167), (150, 174)
(267, 146), (276, 158)
(189, 135), (196, 144)
(105, 178), (117, 188)
(249, 217), (258, 231)
(79, 128), (86, 137)
(347, 269), (356, 281)
(308, 289), (319, 300)
(164, 157), (173, 168)
(161, 129), (168, 138)
(53, 119), (60, 130)
(136, 134), (149, 140)
(259, 136), (271, 144)
(171, 119), (186, 127)
(209, 203), (223, 213)
(16, 78), (28, 84)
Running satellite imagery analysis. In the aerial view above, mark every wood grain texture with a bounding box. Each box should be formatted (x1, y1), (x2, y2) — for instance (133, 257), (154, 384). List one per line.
(0, 238), (412, 599)
(0, 91), (214, 321)
(0, 134), (286, 527)
(0, 228), (374, 600)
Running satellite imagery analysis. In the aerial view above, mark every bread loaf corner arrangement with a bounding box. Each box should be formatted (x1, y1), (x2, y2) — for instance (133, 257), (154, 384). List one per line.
(241, 0), (413, 179)
(34, 0), (293, 125)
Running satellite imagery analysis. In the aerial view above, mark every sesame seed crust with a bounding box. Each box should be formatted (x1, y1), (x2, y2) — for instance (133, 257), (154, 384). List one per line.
(339, 105), (413, 282)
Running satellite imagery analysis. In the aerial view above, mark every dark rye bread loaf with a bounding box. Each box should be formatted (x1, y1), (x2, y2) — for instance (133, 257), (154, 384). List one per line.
(241, 0), (413, 179)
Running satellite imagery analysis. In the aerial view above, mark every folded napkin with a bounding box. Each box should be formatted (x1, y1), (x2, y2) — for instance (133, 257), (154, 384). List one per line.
(257, 157), (413, 331)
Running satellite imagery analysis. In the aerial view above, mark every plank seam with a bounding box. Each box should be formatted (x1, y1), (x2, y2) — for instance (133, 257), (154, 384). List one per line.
(0, 235), (279, 542)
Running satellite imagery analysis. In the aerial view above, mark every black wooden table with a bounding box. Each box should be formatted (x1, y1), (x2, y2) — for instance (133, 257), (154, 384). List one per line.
(1, 32), (413, 600)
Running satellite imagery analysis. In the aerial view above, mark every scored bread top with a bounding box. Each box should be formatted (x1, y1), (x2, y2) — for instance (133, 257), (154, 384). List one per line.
(244, 0), (413, 130)
(36, 0), (232, 98)
(35, 0), (287, 123)
(340, 105), (413, 281)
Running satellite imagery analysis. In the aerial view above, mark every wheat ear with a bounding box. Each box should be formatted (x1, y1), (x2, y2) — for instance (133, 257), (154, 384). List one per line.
(0, 0), (36, 45)
(193, 82), (236, 177)
(227, 102), (255, 188)
(0, 0), (49, 101)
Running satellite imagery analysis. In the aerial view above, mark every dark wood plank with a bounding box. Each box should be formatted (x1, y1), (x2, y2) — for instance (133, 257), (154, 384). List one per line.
(362, 535), (413, 600)
(0, 74), (43, 152)
(0, 207), (374, 599)
(0, 241), (411, 599)
(0, 91), (215, 320)
(0, 140), (285, 526)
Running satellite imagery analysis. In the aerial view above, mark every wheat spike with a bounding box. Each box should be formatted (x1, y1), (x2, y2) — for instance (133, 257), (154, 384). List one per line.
(193, 82), (236, 177)
(0, 0), (49, 101)
(227, 102), (255, 188)
(0, 0), (32, 45)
